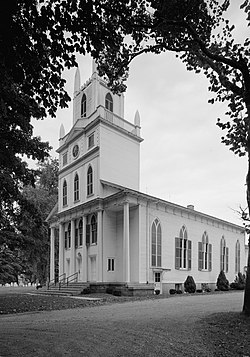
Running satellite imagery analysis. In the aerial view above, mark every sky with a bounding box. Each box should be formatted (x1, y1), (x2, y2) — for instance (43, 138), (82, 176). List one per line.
(32, 4), (248, 226)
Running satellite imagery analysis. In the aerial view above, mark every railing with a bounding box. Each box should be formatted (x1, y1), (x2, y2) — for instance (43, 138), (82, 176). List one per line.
(59, 272), (78, 290)
(47, 273), (66, 290)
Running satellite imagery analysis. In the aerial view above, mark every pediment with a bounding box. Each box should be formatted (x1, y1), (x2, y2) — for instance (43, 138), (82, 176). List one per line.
(58, 125), (84, 151)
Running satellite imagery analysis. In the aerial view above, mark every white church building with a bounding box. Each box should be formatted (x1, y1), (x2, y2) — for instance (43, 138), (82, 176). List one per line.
(47, 63), (248, 295)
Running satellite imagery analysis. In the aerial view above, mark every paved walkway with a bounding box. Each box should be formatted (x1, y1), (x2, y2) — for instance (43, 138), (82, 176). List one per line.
(0, 291), (244, 357)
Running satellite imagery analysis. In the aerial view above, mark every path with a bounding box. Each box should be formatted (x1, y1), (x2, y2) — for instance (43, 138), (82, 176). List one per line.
(0, 291), (244, 357)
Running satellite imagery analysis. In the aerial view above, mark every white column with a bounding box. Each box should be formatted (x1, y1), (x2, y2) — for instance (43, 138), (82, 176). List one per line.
(59, 223), (64, 278)
(82, 216), (88, 282)
(50, 227), (55, 282)
(71, 219), (76, 276)
(123, 201), (130, 283)
(97, 210), (103, 282)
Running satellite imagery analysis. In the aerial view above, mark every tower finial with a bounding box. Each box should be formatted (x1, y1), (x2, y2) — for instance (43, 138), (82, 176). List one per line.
(59, 123), (65, 139)
(134, 110), (140, 127)
(92, 58), (97, 74)
(74, 66), (81, 93)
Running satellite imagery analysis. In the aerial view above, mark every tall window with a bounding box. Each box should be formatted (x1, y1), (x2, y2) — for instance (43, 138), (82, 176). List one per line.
(105, 93), (113, 112)
(88, 133), (94, 149)
(220, 236), (229, 272)
(235, 240), (240, 273)
(67, 223), (71, 249)
(86, 215), (97, 245)
(87, 166), (93, 196)
(75, 223), (79, 248)
(151, 219), (162, 267)
(198, 232), (212, 271)
(175, 226), (191, 270)
(79, 219), (83, 246)
(74, 173), (79, 201)
(81, 93), (87, 117)
(62, 180), (67, 206)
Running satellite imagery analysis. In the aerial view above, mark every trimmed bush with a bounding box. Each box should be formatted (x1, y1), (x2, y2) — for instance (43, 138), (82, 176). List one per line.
(155, 289), (160, 295)
(230, 272), (246, 290)
(176, 289), (183, 294)
(106, 287), (114, 294)
(216, 270), (229, 291)
(82, 287), (91, 295)
(184, 276), (196, 293)
(169, 289), (176, 295)
(196, 289), (203, 293)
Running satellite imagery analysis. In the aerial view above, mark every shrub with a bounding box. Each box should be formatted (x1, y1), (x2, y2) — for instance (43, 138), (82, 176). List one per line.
(230, 272), (246, 290)
(176, 289), (183, 294)
(106, 287), (114, 294)
(169, 289), (176, 295)
(82, 287), (91, 295)
(155, 289), (160, 295)
(184, 276), (196, 293)
(196, 289), (203, 293)
(216, 271), (229, 291)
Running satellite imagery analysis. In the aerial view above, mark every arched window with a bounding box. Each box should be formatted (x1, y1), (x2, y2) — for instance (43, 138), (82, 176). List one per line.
(105, 93), (113, 112)
(175, 225), (191, 270)
(74, 173), (79, 201)
(151, 219), (161, 267)
(86, 215), (97, 245)
(62, 180), (67, 206)
(81, 93), (87, 117)
(87, 166), (93, 196)
(235, 240), (240, 273)
(198, 232), (212, 271)
(220, 236), (228, 272)
(78, 219), (83, 246)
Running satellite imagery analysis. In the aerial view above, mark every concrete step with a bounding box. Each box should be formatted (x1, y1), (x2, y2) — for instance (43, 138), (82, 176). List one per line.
(36, 282), (89, 296)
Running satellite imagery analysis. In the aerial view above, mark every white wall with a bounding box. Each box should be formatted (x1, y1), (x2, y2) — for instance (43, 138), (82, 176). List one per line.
(99, 124), (140, 190)
(139, 202), (245, 289)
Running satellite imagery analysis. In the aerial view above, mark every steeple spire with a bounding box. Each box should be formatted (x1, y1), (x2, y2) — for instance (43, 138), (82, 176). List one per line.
(92, 58), (97, 74)
(74, 66), (81, 94)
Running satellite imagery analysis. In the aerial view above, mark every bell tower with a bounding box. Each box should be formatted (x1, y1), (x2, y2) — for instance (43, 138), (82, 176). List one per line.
(72, 60), (124, 125)
(57, 62), (143, 213)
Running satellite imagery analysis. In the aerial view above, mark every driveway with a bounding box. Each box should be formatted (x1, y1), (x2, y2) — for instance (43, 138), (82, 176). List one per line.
(0, 291), (244, 356)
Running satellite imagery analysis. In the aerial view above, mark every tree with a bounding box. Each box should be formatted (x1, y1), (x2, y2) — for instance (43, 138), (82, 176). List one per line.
(0, 0), (139, 226)
(93, 0), (250, 315)
(0, 159), (59, 285)
(16, 159), (59, 284)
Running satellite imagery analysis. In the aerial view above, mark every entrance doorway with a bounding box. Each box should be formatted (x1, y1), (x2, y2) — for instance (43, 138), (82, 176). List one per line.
(154, 272), (162, 294)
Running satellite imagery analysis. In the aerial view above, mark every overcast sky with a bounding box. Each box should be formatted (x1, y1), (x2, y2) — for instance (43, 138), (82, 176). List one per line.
(32, 5), (248, 226)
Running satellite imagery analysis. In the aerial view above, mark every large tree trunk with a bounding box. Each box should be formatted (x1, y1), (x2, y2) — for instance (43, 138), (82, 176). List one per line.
(243, 97), (250, 315)
(243, 115), (250, 315)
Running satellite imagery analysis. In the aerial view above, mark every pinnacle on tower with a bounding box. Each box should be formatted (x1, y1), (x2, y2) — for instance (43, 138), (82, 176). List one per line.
(74, 66), (81, 94)
(134, 110), (140, 127)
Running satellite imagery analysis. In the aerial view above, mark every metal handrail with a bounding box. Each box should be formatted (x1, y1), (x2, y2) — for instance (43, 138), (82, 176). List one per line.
(59, 272), (78, 290)
(48, 273), (66, 290)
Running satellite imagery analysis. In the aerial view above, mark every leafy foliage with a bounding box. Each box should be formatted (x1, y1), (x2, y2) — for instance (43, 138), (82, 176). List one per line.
(0, 159), (58, 285)
(184, 275), (196, 293)
(230, 272), (246, 290)
(0, 0), (141, 225)
(216, 270), (229, 291)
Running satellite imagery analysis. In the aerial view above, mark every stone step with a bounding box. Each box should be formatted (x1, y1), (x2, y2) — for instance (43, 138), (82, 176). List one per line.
(36, 282), (89, 296)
